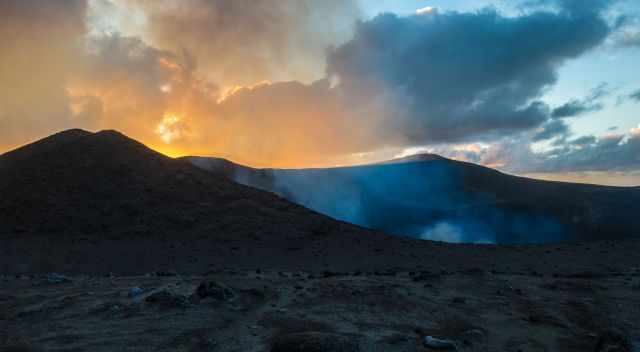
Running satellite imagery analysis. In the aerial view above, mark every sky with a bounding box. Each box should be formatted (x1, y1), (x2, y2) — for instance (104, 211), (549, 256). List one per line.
(1, 0), (639, 185)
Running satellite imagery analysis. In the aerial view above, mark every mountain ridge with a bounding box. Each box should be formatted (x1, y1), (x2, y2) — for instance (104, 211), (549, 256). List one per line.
(185, 152), (640, 243)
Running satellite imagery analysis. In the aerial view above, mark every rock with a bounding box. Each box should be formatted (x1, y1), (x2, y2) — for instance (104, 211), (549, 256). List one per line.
(145, 291), (189, 309)
(195, 280), (237, 301)
(128, 287), (144, 298)
(45, 273), (71, 284)
(423, 336), (457, 350)
(594, 329), (632, 352)
(271, 332), (360, 352)
(155, 270), (178, 277)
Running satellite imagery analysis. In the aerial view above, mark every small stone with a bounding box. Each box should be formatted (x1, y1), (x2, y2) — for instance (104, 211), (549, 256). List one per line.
(45, 273), (71, 284)
(423, 336), (457, 350)
(128, 287), (144, 298)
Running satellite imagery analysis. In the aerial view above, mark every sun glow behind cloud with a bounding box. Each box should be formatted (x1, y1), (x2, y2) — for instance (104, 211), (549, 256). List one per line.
(156, 114), (185, 144)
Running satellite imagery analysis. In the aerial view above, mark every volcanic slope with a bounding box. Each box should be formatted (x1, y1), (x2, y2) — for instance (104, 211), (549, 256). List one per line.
(0, 129), (346, 240)
(0, 129), (396, 272)
(187, 153), (640, 244)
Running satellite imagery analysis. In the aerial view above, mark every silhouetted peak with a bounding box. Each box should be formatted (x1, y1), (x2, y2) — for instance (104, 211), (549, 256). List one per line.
(94, 129), (126, 138)
(53, 128), (93, 138)
(381, 153), (448, 165)
(0, 128), (172, 170)
(0, 128), (93, 161)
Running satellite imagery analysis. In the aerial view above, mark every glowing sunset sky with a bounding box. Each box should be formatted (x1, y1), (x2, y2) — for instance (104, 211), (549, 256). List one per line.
(1, 0), (639, 185)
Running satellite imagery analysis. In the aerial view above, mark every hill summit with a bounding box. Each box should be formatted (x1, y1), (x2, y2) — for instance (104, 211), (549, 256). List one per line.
(0, 129), (353, 240)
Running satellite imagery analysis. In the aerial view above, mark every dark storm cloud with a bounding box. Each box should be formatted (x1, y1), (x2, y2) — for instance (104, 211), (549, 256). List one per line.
(327, 1), (612, 144)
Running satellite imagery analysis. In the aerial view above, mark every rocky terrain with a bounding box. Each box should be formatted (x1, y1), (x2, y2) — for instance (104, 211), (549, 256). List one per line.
(2, 268), (639, 352)
(1, 129), (639, 351)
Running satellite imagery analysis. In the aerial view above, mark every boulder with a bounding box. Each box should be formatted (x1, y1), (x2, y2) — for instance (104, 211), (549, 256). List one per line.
(195, 280), (237, 302)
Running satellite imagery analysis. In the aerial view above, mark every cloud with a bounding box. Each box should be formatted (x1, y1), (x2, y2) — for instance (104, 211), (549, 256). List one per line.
(531, 131), (640, 172)
(551, 100), (602, 118)
(0, 0), (87, 151)
(532, 119), (570, 142)
(0, 0), (624, 172)
(619, 31), (640, 47)
(519, 0), (618, 17)
(569, 135), (597, 146)
(551, 83), (610, 118)
(131, 0), (360, 87)
(327, 4), (612, 145)
(614, 19), (640, 48)
(468, 126), (640, 174)
(211, 80), (385, 166)
(630, 89), (640, 102)
(65, 34), (213, 149)
(0, 0), (370, 166)
(64, 33), (382, 167)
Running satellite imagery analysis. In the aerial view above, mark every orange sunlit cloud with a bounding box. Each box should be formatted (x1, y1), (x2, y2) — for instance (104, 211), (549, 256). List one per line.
(0, 0), (381, 168)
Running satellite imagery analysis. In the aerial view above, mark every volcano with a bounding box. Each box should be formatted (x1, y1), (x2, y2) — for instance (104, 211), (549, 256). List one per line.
(2, 129), (639, 275)
(0, 129), (403, 273)
(187, 153), (640, 244)
(0, 129), (342, 239)
(2, 130), (640, 351)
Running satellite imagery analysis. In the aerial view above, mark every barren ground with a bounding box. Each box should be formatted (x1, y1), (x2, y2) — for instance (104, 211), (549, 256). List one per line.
(2, 264), (639, 351)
